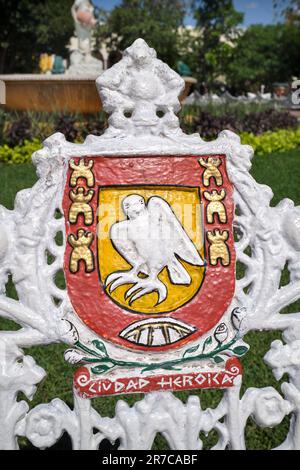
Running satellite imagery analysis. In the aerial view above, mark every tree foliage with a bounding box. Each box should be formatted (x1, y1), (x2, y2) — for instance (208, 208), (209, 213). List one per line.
(0, 0), (74, 73)
(276, 0), (300, 25)
(227, 24), (300, 93)
(189, 0), (244, 85)
(0, 0), (298, 95)
(94, 0), (186, 68)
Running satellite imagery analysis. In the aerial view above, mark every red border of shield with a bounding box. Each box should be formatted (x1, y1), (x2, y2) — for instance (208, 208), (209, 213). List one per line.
(63, 155), (236, 352)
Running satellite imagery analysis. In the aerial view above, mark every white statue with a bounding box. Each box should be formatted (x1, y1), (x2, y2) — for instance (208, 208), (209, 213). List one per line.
(68, 0), (103, 75)
(71, 0), (97, 54)
(105, 195), (205, 305)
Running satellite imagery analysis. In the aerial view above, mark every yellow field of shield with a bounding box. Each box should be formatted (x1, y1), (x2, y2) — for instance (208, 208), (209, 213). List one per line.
(98, 186), (205, 314)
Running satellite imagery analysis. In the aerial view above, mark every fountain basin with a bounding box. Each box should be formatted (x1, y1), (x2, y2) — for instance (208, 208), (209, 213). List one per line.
(0, 74), (196, 114)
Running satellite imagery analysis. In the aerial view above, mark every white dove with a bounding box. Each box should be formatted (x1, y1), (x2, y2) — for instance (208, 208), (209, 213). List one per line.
(105, 194), (205, 306)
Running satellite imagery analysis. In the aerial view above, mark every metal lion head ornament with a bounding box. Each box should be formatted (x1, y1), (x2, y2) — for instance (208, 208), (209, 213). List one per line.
(48, 39), (250, 397)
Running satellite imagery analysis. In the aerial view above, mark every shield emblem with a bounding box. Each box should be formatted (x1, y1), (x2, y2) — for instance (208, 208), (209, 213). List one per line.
(63, 154), (236, 352)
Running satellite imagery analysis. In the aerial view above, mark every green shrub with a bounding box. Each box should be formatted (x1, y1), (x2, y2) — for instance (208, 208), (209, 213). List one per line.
(1, 125), (300, 165)
(0, 139), (41, 164)
(241, 126), (300, 156)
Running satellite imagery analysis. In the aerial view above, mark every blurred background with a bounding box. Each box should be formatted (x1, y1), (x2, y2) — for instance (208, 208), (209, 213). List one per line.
(0, 0), (300, 152)
(1, 0), (299, 92)
(0, 0), (299, 154)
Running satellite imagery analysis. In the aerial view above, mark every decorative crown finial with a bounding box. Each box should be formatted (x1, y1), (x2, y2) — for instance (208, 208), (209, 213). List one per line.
(96, 38), (185, 138)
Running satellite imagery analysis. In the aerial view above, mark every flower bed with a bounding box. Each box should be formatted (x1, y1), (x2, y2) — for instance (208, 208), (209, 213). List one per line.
(181, 106), (298, 139)
(0, 110), (107, 147)
(0, 107), (299, 163)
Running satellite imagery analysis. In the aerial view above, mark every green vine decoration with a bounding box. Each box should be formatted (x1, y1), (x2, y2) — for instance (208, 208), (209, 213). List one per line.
(64, 309), (249, 375)
(70, 335), (248, 375)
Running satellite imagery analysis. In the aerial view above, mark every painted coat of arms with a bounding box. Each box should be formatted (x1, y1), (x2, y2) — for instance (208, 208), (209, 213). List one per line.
(2, 38), (300, 451)
(60, 40), (247, 397)
(64, 155), (235, 351)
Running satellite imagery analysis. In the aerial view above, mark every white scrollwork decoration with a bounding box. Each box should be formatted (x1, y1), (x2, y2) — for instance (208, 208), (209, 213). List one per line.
(0, 39), (299, 450)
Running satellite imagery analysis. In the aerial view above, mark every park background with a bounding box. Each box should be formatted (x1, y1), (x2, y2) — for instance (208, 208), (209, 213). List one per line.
(0, 0), (300, 450)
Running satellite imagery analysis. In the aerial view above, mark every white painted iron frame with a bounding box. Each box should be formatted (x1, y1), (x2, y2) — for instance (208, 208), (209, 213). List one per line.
(0, 39), (299, 450)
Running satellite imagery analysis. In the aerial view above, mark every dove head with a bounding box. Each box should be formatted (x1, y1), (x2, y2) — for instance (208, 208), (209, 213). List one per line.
(122, 195), (146, 220)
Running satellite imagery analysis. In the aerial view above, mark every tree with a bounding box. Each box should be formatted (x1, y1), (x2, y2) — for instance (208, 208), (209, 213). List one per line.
(226, 24), (300, 93)
(274, 0), (300, 25)
(94, 0), (186, 68)
(189, 0), (244, 86)
(0, 0), (74, 74)
(280, 23), (300, 79)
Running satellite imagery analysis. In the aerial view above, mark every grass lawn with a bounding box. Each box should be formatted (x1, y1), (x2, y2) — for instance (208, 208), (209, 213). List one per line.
(0, 148), (300, 450)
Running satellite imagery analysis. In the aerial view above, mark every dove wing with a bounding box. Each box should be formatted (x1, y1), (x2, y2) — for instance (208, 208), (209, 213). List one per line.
(148, 196), (204, 267)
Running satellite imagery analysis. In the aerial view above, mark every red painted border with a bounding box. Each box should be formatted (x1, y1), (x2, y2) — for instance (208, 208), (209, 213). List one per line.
(63, 155), (236, 352)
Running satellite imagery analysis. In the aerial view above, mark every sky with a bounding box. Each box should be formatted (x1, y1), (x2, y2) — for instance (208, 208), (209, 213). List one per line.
(94, 0), (286, 26)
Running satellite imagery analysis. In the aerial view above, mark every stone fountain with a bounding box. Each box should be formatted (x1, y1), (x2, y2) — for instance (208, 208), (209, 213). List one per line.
(0, 0), (195, 114)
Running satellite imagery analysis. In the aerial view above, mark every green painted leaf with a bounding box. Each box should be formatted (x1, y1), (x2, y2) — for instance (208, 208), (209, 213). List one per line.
(183, 344), (200, 357)
(91, 363), (114, 375)
(92, 340), (108, 356)
(202, 336), (213, 352)
(213, 355), (224, 364)
(232, 346), (249, 356)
